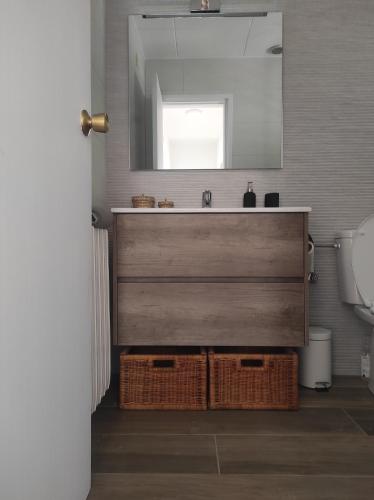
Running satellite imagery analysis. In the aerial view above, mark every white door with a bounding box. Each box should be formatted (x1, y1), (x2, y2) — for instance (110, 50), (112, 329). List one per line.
(152, 73), (164, 169)
(0, 2), (92, 500)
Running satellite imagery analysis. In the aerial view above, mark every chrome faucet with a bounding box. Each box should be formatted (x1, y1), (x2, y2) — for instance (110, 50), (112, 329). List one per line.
(202, 190), (212, 208)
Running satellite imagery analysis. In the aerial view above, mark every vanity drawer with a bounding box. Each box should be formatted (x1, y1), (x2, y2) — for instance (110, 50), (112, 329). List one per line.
(116, 282), (306, 346)
(114, 213), (305, 278)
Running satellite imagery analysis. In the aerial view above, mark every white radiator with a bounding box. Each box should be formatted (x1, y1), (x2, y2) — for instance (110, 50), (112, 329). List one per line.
(91, 227), (111, 412)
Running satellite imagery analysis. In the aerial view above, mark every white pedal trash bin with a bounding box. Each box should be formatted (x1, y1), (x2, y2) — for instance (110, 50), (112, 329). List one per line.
(299, 327), (332, 390)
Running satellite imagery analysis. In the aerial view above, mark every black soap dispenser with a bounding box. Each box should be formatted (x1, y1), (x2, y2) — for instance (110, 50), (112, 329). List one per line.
(243, 182), (256, 207)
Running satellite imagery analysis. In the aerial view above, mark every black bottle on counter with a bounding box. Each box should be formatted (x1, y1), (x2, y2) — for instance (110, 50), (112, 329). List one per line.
(243, 182), (256, 207)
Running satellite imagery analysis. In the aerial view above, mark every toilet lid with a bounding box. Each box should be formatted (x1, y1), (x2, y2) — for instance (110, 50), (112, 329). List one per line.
(352, 214), (374, 310)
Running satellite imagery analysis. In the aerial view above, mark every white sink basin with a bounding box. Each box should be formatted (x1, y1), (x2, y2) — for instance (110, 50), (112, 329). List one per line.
(354, 305), (374, 326)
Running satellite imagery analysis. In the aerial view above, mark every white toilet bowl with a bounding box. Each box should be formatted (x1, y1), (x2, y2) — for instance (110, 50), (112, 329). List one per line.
(336, 213), (374, 394)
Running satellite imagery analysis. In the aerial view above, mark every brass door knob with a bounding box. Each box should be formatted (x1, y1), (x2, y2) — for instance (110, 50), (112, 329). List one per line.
(81, 110), (109, 136)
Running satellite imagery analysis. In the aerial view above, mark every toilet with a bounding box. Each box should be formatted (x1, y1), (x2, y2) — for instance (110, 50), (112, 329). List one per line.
(336, 214), (374, 394)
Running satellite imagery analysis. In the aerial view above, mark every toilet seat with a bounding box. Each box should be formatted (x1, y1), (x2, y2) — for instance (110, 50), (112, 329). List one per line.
(352, 214), (374, 313)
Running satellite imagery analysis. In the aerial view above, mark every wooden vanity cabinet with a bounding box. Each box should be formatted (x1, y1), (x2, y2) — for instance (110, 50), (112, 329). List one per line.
(112, 212), (308, 347)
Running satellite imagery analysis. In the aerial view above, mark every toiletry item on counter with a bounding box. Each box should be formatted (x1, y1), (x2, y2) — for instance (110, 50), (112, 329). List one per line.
(202, 190), (212, 208)
(243, 182), (256, 207)
(131, 194), (155, 208)
(264, 192), (280, 207)
(158, 198), (175, 208)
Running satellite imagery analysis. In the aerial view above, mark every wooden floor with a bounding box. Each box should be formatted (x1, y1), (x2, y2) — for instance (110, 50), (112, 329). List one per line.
(88, 376), (374, 499)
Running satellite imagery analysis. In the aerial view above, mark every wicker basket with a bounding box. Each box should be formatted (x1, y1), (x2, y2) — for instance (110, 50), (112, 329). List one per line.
(131, 194), (155, 208)
(158, 198), (175, 208)
(120, 347), (207, 410)
(209, 348), (298, 410)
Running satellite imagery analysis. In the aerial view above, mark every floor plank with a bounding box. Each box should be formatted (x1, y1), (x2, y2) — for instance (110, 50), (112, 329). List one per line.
(88, 473), (374, 500)
(217, 435), (374, 475)
(345, 408), (374, 435)
(92, 434), (218, 474)
(92, 407), (361, 436)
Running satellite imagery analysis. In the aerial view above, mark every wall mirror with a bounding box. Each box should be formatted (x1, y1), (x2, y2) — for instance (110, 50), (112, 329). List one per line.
(129, 13), (282, 170)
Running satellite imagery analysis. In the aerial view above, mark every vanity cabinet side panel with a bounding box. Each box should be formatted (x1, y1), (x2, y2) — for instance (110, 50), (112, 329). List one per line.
(116, 213), (304, 278)
(112, 214), (118, 344)
(304, 212), (309, 345)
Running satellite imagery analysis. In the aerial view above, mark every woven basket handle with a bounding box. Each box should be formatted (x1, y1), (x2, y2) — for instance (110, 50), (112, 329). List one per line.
(239, 357), (267, 370)
(152, 359), (175, 369)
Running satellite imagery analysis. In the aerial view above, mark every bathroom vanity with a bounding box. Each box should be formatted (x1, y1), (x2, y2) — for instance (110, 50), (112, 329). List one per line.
(112, 208), (310, 347)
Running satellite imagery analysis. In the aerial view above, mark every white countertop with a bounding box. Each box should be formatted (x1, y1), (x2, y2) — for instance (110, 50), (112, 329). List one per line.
(111, 207), (311, 213)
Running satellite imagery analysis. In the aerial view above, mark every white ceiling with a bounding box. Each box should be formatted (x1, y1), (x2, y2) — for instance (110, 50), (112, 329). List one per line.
(134, 13), (282, 59)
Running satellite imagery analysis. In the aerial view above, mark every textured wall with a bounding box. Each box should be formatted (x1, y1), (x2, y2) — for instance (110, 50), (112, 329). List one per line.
(106, 0), (374, 375)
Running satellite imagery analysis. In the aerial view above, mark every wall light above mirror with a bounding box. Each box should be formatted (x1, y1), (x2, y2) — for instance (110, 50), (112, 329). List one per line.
(129, 12), (282, 170)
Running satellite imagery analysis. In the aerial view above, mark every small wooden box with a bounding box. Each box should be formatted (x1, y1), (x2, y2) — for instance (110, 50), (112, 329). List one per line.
(120, 347), (207, 410)
(209, 348), (298, 410)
